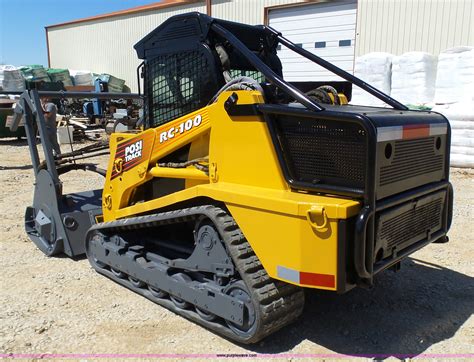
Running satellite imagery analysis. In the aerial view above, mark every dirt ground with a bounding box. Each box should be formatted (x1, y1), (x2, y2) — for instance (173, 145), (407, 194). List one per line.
(0, 138), (473, 360)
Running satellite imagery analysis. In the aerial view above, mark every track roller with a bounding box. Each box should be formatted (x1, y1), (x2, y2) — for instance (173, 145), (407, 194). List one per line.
(128, 276), (145, 288)
(148, 285), (168, 299)
(169, 273), (192, 309)
(110, 268), (126, 279)
(195, 306), (217, 322)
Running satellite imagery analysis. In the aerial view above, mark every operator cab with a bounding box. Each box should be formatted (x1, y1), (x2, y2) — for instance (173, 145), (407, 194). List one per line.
(134, 12), (348, 129)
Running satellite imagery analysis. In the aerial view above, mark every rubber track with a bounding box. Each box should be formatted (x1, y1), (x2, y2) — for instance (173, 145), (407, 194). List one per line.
(210, 206), (305, 343)
(86, 205), (304, 344)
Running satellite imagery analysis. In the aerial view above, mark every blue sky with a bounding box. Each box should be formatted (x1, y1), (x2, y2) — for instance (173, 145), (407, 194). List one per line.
(0, 0), (159, 66)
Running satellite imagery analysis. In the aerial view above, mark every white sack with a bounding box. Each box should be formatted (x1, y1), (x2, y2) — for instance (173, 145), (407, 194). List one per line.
(451, 146), (474, 156)
(450, 154), (474, 168)
(451, 129), (474, 139)
(450, 120), (474, 130)
(351, 52), (393, 107)
(434, 47), (474, 104)
(70, 70), (93, 86)
(431, 102), (474, 121)
(1, 66), (25, 92)
(431, 101), (474, 168)
(451, 137), (474, 148)
(391, 52), (437, 105)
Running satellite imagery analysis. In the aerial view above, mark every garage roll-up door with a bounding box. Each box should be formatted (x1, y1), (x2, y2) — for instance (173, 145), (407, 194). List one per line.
(269, 0), (357, 82)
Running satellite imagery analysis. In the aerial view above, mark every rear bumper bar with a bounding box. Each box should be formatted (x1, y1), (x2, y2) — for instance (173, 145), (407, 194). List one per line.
(353, 180), (453, 287)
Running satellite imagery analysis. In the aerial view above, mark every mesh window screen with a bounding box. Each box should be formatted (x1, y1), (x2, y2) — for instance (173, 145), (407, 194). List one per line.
(146, 51), (211, 127)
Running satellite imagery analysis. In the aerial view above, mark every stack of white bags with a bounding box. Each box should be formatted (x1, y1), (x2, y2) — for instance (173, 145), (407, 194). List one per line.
(434, 47), (474, 104)
(431, 102), (474, 168)
(432, 47), (474, 168)
(0, 65), (25, 92)
(350, 52), (393, 107)
(391, 52), (437, 105)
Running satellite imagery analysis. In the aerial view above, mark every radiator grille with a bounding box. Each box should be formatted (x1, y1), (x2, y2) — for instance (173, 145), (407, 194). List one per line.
(276, 117), (367, 189)
(380, 137), (444, 186)
(146, 51), (211, 127)
(379, 195), (444, 250)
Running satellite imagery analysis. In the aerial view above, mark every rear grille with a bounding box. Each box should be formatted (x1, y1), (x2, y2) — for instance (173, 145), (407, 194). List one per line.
(276, 117), (367, 189)
(380, 138), (444, 186)
(376, 191), (445, 254)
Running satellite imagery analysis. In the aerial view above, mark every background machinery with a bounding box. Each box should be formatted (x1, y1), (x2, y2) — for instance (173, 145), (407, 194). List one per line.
(13, 13), (453, 343)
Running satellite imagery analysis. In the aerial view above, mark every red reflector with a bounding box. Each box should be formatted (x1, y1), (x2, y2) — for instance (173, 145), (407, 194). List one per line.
(402, 124), (429, 139)
(299, 272), (335, 288)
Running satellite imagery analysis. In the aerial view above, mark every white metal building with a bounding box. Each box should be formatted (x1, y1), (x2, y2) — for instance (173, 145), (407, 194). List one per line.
(46, 0), (474, 91)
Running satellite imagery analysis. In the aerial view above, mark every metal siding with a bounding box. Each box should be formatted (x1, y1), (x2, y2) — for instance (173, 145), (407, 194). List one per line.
(47, 0), (474, 92)
(211, 0), (306, 24)
(356, 0), (474, 56)
(48, 3), (207, 92)
(47, 0), (312, 92)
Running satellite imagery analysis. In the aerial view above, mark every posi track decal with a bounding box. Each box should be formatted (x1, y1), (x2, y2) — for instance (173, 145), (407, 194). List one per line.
(111, 132), (154, 179)
(124, 140), (143, 162)
(110, 111), (209, 180)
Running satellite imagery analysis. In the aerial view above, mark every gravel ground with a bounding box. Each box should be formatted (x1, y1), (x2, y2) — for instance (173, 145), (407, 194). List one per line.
(0, 138), (472, 360)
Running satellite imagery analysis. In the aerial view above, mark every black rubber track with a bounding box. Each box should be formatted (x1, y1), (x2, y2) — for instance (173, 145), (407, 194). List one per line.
(85, 205), (305, 344)
(210, 206), (305, 343)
